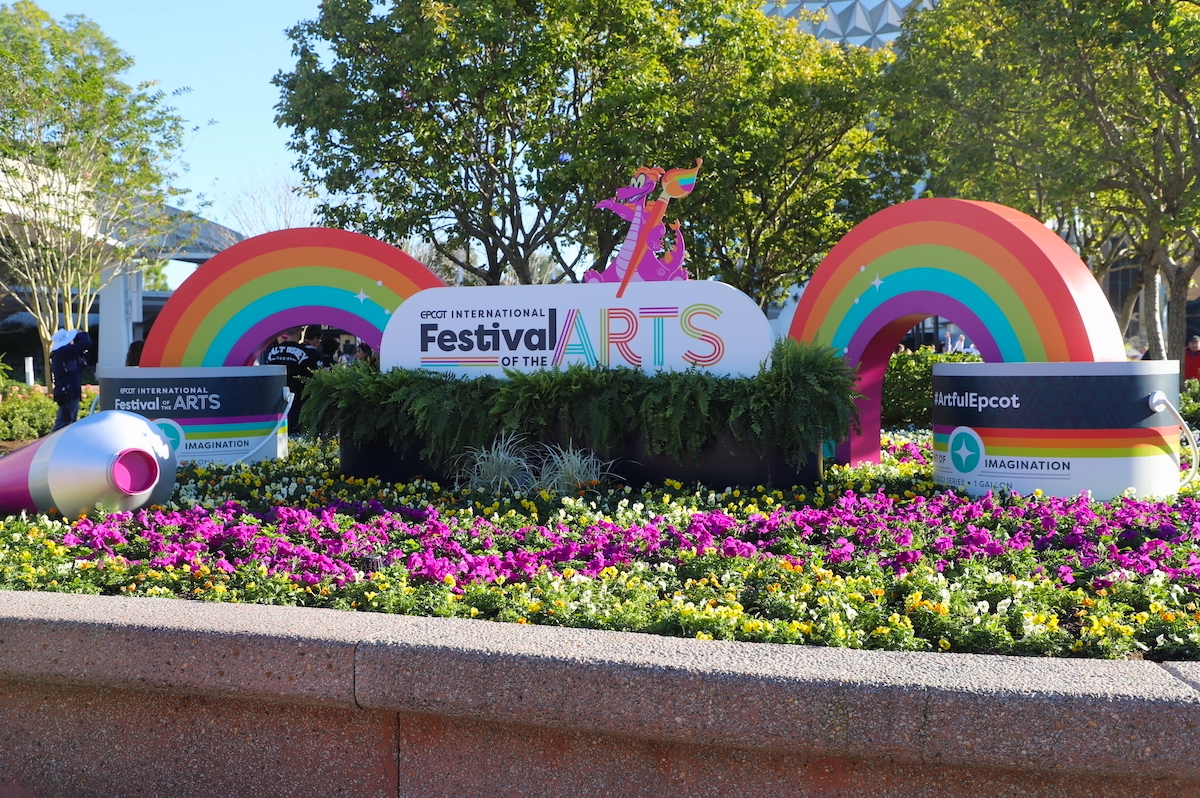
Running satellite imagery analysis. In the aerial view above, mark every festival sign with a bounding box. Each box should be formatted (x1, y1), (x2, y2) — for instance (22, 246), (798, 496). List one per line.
(380, 281), (774, 377)
(381, 158), (775, 377)
(931, 361), (1181, 499)
(97, 366), (290, 465)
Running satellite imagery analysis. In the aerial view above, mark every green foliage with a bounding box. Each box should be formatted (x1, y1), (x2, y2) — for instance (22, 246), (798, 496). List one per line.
(303, 339), (858, 470)
(0, 382), (55, 440)
(276, 0), (680, 284)
(654, 5), (923, 305)
(455, 433), (537, 493)
(535, 442), (620, 496)
(731, 337), (860, 464)
(0, 1), (191, 369)
(301, 363), (502, 463)
(275, 0), (920, 298)
(1182, 378), (1200, 430)
(633, 369), (730, 462)
(495, 366), (642, 455)
(453, 434), (619, 496)
(889, 0), (1200, 356)
(881, 348), (981, 428)
(0, 381), (97, 441)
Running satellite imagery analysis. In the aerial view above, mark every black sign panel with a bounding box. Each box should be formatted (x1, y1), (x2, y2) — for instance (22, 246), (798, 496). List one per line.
(932, 372), (1178, 430)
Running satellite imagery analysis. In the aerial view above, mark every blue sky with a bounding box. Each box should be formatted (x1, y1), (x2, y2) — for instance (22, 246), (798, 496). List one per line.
(34, 0), (322, 231)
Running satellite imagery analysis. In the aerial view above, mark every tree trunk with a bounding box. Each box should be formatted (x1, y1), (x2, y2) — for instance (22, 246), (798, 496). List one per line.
(41, 336), (53, 393)
(1166, 258), (1200, 385)
(1116, 268), (1144, 339)
(1144, 266), (1166, 360)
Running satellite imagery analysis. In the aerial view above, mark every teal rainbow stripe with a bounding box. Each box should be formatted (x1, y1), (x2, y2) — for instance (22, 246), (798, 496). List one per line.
(828, 269), (1027, 359)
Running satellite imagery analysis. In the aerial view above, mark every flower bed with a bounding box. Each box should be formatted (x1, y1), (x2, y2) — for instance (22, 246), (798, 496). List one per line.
(3, 432), (1200, 660)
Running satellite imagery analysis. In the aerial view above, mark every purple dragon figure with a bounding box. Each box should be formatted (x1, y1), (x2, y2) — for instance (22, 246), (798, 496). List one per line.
(586, 163), (694, 285)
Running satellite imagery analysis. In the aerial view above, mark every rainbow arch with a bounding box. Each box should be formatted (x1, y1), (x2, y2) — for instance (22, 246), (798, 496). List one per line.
(141, 228), (446, 367)
(787, 198), (1126, 465)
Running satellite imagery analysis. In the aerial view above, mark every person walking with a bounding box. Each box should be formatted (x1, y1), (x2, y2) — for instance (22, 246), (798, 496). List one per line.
(1184, 335), (1200, 382)
(50, 328), (93, 432)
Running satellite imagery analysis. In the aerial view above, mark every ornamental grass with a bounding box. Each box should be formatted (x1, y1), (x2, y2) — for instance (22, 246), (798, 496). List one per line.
(5, 431), (1200, 660)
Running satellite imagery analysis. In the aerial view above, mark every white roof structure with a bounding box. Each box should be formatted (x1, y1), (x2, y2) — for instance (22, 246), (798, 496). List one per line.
(767, 0), (935, 49)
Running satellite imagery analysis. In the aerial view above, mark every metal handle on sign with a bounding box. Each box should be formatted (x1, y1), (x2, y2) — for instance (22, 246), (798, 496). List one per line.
(1150, 391), (1199, 488)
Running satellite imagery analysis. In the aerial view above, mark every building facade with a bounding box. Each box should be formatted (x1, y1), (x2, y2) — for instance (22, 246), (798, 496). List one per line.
(768, 0), (935, 49)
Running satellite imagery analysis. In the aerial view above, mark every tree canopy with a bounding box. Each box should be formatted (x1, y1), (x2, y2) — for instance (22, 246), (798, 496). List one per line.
(651, 4), (919, 304)
(0, 0), (190, 377)
(890, 0), (1200, 359)
(275, 0), (916, 302)
(276, 0), (674, 286)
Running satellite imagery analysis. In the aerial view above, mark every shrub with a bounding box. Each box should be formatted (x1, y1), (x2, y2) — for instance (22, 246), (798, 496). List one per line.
(453, 434), (619, 496)
(455, 432), (538, 492)
(0, 382), (99, 441)
(0, 384), (56, 440)
(882, 348), (982, 428)
(301, 338), (859, 471)
(1182, 378), (1200, 429)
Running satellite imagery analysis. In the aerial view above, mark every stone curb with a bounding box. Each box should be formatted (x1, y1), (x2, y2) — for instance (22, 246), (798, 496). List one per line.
(2, 591), (1199, 779)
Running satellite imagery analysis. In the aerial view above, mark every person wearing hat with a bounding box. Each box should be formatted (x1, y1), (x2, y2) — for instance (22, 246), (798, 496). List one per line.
(1185, 335), (1200, 383)
(50, 328), (93, 431)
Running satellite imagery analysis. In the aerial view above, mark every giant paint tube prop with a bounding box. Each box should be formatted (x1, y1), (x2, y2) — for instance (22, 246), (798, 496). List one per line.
(0, 410), (177, 517)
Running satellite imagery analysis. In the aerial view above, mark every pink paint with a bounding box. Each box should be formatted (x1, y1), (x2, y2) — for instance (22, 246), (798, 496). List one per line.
(111, 449), (159, 496)
(0, 437), (43, 513)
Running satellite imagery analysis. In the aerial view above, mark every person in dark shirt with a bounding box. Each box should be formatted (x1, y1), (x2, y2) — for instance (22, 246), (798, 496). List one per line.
(320, 335), (342, 369)
(301, 327), (331, 370)
(50, 328), (93, 431)
(262, 328), (321, 435)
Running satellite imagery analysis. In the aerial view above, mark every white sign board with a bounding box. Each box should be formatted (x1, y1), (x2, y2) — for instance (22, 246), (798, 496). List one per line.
(380, 282), (774, 377)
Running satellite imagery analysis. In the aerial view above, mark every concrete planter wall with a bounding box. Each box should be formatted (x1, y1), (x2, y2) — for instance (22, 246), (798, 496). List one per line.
(2, 592), (1200, 797)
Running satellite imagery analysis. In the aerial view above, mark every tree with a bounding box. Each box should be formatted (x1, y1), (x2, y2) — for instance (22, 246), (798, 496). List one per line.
(890, 0), (1200, 360)
(647, 4), (922, 306)
(0, 1), (190, 381)
(216, 166), (321, 238)
(275, 0), (916, 299)
(276, 0), (685, 286)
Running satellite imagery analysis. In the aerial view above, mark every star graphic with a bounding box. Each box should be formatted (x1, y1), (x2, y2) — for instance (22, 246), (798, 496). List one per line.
(355, 289), (369, 303)
(871, 274), (884, 290)
(953, 437), (976, 469)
